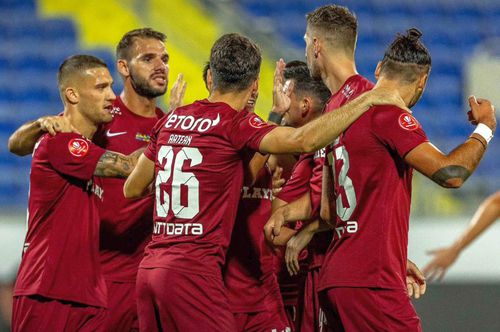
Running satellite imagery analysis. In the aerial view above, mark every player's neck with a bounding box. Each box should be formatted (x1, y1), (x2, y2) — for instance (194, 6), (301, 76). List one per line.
(120, 87), (158, 117)
(64, 108), (98, 139)
(322, 55), (358, 95)
(208, 90), (250, 111)
(375, 78), (412, 107)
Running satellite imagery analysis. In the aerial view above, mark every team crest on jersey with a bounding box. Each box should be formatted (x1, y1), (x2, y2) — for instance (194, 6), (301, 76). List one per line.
(68, 138), (89, 157)
(398, 114), (420, 131)
(341, 84), (355, 99)
(249, 115), (267, 128)
(135, 133), (151, 142)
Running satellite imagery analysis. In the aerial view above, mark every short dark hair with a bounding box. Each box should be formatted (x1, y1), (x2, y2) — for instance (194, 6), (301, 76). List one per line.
(116, 28), (166, 61)
(209, 33), (262, 93)
(284, 61), (330, 113)
(379, 28), (432, 83)
(306, 5), (357, 53)
(202, 61), (210, 88)
(57, 54), (108, 90)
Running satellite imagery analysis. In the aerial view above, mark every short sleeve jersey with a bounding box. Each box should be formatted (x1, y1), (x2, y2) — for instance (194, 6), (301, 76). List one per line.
(14, 133), (107, 307)
(319, 103), (428, 291)
(92, 96), (164, 282)
(141, 99), (276, 277)
(224, 162), (282, 313)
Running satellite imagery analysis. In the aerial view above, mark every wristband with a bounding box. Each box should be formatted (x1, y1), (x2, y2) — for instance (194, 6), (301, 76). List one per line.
(473, 123), (493, 144)
(268, 112), (283, 124)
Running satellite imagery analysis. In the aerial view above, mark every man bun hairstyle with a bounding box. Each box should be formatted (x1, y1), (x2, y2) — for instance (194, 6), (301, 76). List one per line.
(209, 33), (262, 93)
(306, 5), (358, 54)
(379, 28), (432, 83)
(116, 28), (166, 61)
(284, 60), (330, 113)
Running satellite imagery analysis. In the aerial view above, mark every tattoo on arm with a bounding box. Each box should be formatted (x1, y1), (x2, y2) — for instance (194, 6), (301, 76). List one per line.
(94, 151), (135, 178)
(431, 165), (471, 187)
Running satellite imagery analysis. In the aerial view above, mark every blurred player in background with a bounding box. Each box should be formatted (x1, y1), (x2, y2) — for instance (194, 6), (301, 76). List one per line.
(316, 26), (495, 331)
(8, 27), (186, 331)
(12, 55), (142, 332)
(124, 31), (405, 331)
(424, 190), (500, 281)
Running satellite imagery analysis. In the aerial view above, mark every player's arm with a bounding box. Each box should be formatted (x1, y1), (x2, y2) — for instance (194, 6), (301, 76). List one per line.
(405, 97), (496, 188)
(8, 116), (73, 156)
(265, 193), (312, 242)
(94, 148), (144, 178)
(259, 87), (408, 154)
(285, 218), (333, 275)
(123, 154), (155, 198)
(423, 191), (500, 281)
(320, 165), (336, 225)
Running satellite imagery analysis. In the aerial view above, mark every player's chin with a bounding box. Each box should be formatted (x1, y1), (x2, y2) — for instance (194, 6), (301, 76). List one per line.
(101, 111), (114, 123)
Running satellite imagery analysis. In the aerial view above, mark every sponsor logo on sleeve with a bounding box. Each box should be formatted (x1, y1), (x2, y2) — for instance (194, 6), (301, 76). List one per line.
(398, 114), (420, 131)
(249, 115), (268, 128)
(68, 138), (89, 157)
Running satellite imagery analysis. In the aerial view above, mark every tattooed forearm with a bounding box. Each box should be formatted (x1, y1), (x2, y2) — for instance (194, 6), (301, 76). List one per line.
(94, 151), (135, 178)
(430, 165), (471, 188)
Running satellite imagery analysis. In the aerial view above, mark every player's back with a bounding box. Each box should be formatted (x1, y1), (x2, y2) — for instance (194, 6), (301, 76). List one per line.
(320, 105), (428, 291)
(141, 99), (275, 277)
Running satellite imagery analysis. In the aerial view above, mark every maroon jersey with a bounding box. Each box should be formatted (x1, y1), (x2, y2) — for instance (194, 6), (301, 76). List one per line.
(93, 96), (164, 282)
(319, 103), (428, 290)
(14, 133), (107, 307)
(141, 99), (276, 277)
(224, 162), (282, 313)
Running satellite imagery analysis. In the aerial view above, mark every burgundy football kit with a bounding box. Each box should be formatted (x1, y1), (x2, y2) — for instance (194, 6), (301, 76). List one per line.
(136, 99), (276, 332)
(318, 75), (427, 331)
(224, 160), (289, 332)
(13, 133), (106, 331)
(92, 96), (164, 331)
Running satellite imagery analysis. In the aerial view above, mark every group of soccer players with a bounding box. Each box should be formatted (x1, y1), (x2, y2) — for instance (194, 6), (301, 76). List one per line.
(7, 3), (497, 332)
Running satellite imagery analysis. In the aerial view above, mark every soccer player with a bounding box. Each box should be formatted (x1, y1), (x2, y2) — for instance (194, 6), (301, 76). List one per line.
(8, 28), (185, 331)
(224, 60), (329, 332)
(317, 27), (494, 331)
(424, 190), (500, 281)
(12, 55), (142, 332)
(124, 32), (405, 331)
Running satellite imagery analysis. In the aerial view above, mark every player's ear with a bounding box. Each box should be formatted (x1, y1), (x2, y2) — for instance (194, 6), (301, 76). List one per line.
(417, 72), (429, 90)
(64, 87), (79, 105)
(374, 61), (382, 80)
(117, 59), (130, 77)
(301, 97), (312, 118)
(313, 37), (321, 58)
(251, 78), (259, 95)
(206, 69), (213, 92)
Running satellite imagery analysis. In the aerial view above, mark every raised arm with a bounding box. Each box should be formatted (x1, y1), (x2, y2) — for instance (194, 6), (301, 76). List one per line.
(405, 97), (496, 188)
(259, 87), (408, 155)
(423, 191), (500, 281)
(8, 116), (73, 156)
(123, 154), (155, 198)
(94, 148), (144, 178)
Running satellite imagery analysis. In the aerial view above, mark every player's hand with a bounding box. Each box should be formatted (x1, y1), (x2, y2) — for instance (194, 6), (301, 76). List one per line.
(285, 227), (314, 276)
(264, 208), (286, 243)
(271, 58), (293, 115)
(366, 87), (411, 113)
(406, 259), (426, 299)
(169, 73), (187, 112)
(468, 96), (496, 132)
(423, 246), (460, 282)
(37, 116), (75, 136)
(272, 166), (285, 197)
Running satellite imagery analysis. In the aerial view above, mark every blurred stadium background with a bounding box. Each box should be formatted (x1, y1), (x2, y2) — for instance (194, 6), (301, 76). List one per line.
(0, 0), (498, 330)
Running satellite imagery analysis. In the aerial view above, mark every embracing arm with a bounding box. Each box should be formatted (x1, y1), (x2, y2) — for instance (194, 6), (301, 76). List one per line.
(123, 154), (155, 198)
(259, 88), (408, 155)
(8, 116), (73, 156)
(94, 148), (144, 178)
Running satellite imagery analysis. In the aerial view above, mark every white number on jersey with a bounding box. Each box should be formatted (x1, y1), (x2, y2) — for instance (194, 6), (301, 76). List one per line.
(329, 143), (357, 221)
(155, 146), (202, 219)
